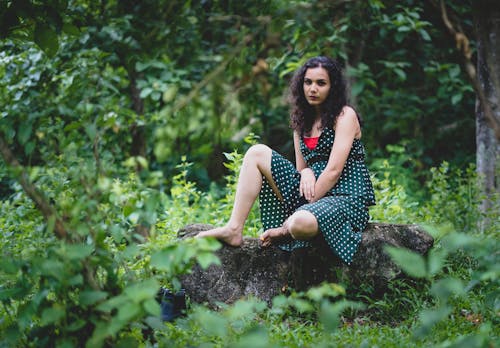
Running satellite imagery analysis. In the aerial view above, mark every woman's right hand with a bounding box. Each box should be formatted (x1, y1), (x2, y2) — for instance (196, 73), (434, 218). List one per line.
(299, 167), (316, 202)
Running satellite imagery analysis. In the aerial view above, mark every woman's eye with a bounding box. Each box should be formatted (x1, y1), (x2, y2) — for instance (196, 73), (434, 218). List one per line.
(304, 79), (312, 85)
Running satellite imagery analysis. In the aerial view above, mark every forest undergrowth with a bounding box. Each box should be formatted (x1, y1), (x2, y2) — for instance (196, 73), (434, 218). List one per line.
(0, 145), (498, 348)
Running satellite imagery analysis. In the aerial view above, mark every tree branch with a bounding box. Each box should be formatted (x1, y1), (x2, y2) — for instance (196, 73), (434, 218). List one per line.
(440, 0), (500, 140)
(0, 135), (68, 239)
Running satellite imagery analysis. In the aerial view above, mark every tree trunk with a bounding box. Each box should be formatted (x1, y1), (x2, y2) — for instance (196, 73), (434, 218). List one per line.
(129, 71), (146, 158)
(473, 1), (500, 227)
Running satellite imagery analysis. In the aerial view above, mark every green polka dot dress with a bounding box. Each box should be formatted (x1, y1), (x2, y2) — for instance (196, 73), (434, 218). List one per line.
(259, 127), (376, 265)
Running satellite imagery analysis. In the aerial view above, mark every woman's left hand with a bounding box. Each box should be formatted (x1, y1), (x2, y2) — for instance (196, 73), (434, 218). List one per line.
(300, 168), (316, 202)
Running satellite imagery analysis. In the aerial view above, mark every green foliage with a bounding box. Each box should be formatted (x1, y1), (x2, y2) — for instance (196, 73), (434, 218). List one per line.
(420, 162), (483, 232)
(0, 158), (223, 347)
(1, 0), (497, 347)
(153, 282), (364, 347)
(1, 141), (498, 347)
(375, 180), (498, 347)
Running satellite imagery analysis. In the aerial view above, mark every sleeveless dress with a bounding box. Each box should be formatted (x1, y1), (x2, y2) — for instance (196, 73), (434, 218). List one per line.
(259, 127), (376, 265)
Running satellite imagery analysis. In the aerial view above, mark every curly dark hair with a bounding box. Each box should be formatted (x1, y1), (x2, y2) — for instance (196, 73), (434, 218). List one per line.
(288, 56), (350, 136)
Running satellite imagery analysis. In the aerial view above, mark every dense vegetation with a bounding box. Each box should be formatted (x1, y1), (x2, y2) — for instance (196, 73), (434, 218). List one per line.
(0, 0), (498, 347)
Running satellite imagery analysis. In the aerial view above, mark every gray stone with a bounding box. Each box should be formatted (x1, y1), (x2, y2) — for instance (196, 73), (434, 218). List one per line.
(178, 223), (434, 306)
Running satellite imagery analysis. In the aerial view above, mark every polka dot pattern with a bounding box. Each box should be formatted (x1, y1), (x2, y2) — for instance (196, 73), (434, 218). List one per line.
(259, 127), (375, 265)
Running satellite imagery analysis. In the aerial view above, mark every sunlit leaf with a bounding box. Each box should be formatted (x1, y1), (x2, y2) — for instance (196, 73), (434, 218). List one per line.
(195, 308), (228, 337)
(414, 306), (452, 338)
(385, 246), (427, 278)
(79, 291), (108, 306)
(430, 277), (465, 301)
(319, 300), (365, 333)
(291, 298), (314, 313)
(143, 298), (161, 316)
(196, 251), (221, 269)
(123, 279), (159, 303)
(63, 244), (94, 260)
(427, 248), (448, 276)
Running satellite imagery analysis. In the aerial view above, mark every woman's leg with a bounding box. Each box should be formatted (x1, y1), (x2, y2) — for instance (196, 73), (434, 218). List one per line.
(260, 210), (319, 247)
(197, 144), (281, 246)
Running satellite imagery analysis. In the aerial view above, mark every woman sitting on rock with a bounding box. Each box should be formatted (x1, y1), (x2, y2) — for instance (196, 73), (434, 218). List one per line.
(197, 56), (375, 265)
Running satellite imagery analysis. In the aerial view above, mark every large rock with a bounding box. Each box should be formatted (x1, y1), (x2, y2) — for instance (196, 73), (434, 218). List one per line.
(178, 223), (434, 306)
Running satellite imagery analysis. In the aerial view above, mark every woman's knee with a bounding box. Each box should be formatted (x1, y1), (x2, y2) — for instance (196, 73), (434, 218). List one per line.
(245, 144), (272, 167)
(287, 210), (318, 240)
(246, 144), (271, 158)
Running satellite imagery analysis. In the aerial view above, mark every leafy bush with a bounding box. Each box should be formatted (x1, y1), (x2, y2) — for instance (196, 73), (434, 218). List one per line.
(0, 159), (222, 347)
(2, 142), (498, 347)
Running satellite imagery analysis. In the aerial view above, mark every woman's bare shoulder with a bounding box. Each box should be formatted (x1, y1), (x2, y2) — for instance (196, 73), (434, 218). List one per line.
(336, 106), (361, 138)
(339, 106), (358, 119)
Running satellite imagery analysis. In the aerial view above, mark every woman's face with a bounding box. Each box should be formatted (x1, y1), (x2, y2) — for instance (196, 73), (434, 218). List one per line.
(303, 67), (331, 107)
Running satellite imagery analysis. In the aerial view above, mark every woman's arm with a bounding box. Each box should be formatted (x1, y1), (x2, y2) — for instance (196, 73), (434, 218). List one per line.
(294, 130), (316, 201)
(310, 106), (360, 202)
(293, 131), (307, 171)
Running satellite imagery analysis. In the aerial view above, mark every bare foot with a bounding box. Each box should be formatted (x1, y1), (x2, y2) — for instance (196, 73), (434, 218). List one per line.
(196, 225), (243, 247)
(260, 225), (291, 247)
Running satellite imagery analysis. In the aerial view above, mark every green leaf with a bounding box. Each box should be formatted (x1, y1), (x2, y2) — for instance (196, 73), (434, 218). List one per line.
(17, 123), (32, 144)
(271, 295), (288, 309)
(430, 277), (465, 302)
(0, 260), (18, 274)
(40, 259), (65, 280)
(154, 142), (172, 162)
(441, 233), (477, 252)
(123, 279), (159, 303)
(34, 23), (59, 57)
(162, 85), (178, 103)
(62, 23), (80, 36)
(139, 87), (153, 98)
(40, 306), (65, 326)
(306, 283), (345, 302)
(87, 322), (109, 347)
(63, 244), (94, 260)
(150, 250), (173, 273)
(195, 308), (228, 337)
(427, 248), (448, 276)
(79, 291), (108, 306)
(226, 299), (258, 321)
(319, 300), (365, 333)
(24, 141), (36, 155)
(196, 251), (221, 269)
(67, 319), (86, 332)
(117, 302), (141, 322)
(143, 298), (161, 316)
(291, 298), (314, 313)
(385, 246), (428, 278)
(97, 294), (128, 312)
(394, 68), (406, 80)
(232, 326), (270, 348)
(68, 274), (83, 286)
(144, 316), (165, 330)
(451, 93), (462, 105)
(351, 82), (364, 97)
(419, 29), (431, 41)
(414, 306), (452, 338)
(0, 287), (24, 301)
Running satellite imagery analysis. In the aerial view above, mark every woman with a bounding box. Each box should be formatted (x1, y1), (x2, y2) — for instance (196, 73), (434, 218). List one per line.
(197, 56), (375, 265)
